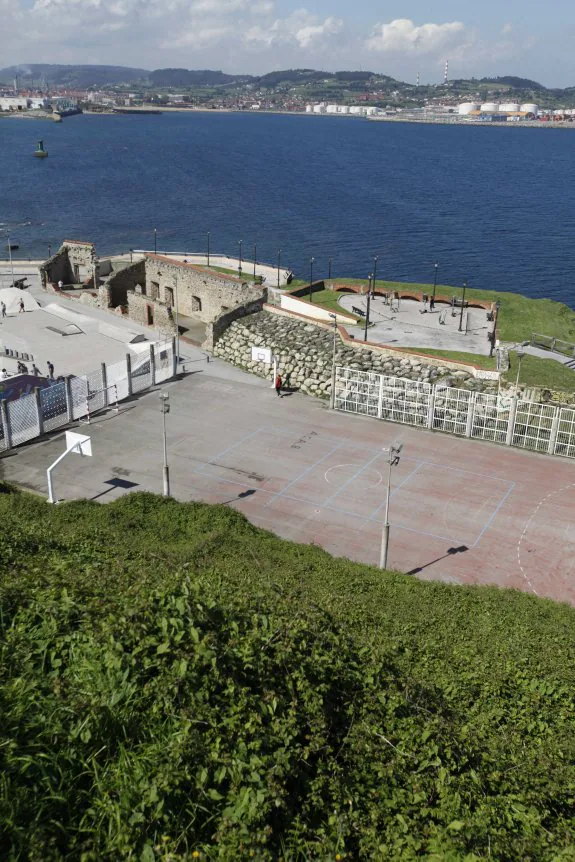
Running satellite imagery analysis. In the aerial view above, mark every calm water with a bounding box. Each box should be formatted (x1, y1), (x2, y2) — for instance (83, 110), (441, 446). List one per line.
(1, 112), (575, 303)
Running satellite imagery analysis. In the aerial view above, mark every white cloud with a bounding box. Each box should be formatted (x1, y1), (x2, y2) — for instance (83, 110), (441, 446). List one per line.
(501, 22), (513, 35)
(366, 18), (466, 55)
(245, 9), (343, 49)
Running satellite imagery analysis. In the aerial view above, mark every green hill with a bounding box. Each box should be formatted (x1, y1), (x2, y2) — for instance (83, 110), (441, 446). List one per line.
(2, 486), (575, 859)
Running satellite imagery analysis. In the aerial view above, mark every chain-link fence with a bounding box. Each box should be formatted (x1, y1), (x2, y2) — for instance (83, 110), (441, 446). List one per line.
(335, 366), (575, 461)
(0, 339), (175, 451)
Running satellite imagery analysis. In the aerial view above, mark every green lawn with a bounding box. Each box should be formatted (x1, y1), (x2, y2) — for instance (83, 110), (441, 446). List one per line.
(205, 264), (259, 282)
(293, 287), (359, 320)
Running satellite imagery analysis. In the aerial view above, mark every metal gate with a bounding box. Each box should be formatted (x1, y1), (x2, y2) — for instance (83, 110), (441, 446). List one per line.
(432, 386), (473, 436)
(512, 400), (556, 453)
(471, 392), (511, 444)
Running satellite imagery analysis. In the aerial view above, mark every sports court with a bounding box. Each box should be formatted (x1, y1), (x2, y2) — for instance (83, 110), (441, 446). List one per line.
(2, 361), (575, 605)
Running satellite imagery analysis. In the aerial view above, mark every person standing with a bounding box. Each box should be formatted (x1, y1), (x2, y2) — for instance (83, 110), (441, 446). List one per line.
(47, 360), (54, 380)
(430, 295), (435, 312)
(1, 301), (6, 318)
(275, 373), (282, 398)
(32, 363), (40, 376)
(19, 298), (25, 314)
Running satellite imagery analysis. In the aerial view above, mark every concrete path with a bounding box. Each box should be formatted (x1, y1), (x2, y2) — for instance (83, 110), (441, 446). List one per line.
(2, 354), (575, 606)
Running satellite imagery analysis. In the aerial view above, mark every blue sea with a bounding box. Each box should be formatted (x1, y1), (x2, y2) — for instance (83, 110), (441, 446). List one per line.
(1, 112), (575, 304)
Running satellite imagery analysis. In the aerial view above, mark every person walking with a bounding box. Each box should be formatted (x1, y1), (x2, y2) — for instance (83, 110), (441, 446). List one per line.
(275, 373), (282, 398)
(47, 360), (54, 380)
(430, 295), (436, 312)
(1, 301), (6, 318)
(32, 363), (40, 376)
(18, 298), (25, 314)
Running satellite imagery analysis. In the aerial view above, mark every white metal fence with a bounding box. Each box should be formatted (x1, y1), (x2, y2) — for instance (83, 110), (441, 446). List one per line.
(0, 340), (175, 453)
(334, 366), (575, 460)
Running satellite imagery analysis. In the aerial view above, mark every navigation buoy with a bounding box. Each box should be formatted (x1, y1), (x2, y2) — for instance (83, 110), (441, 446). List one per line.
(34, 140), (48, 158)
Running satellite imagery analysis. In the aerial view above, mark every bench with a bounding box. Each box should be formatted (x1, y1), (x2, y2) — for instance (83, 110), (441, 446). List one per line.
(352, 305), (366, 317)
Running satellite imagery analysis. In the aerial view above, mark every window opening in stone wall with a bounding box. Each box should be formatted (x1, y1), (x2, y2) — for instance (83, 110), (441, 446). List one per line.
(165, 286), (174, 307)
(146, 304), (154, 326)
(191, 296), (202, 312)
(74, 264), (80, 282)
(150, 281), (159, 300)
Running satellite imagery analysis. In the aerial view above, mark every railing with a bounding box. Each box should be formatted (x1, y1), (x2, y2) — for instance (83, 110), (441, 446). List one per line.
(531, 332), (575, 357)
(334, 366), (575, 460)
(0, 340), (175, 453)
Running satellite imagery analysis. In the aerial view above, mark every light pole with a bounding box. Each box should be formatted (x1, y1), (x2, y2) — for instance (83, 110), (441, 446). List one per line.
(253, 243), (257, 280)
(154, 228), (157, 254)
(432, 261), (439, 300)
(48, 242), (52, 258)
(458, 279), (468, 333)
(277, 248), (281, 288)
(173, 275), (180, 363)
(329, 312), (338, 409)
(328, 257), (332, 281)
(308, 257), (315, 302)
(380, 441), (403, 570)
(372, 256), (379, 296)
(364, 273), (373, 341)
(490, 300), (501, 358)
(238, 240), (243, 277)
(207, 231), (211, 267)
(160, 392), (170, 497)
(515, 347), (525, 390)
(7, 232), (14, 286)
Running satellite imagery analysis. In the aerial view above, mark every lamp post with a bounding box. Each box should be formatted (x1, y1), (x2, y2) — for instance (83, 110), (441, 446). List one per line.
(160, 392), (170, 497)
(308, 257), (315, 302)
(154, 228), (157, 254)
(253, 243), (257, 280)
(7, 232), (14, 286)
(329, 312), (338, 409)
(515, 347), (525, 390)
(129, 248), (133, 263)
(238, 240), (243, 277)
(432, 261), (439, 300)
(490, 300), (501, 358)
(173, 275), (180, 363)
(207, 231), (210, 267)
(380, 441), (403, 570)
(372, 256), (379, 296)
(458, 279), (468, 333)
(364, 274), (373, 341)
(277, 248), (281, 287)
(328, 257), (332, 281)
(48, 242), (52, 258)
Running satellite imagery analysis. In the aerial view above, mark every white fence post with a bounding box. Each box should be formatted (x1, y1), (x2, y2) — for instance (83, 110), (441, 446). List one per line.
(1, 399), (12, 449)
(101, 363), (109, 408)
(465, 392), (476, 438)
(126, 353), (133, 397)
(34, 387), (44, 436)
(377, 374), (384, 419)
(548, 409), (560, 455)
(65, 377), (74, 422)
(427, 386), (436, 430)
(150, 344), (156, 386)
(506, 397), (518, 446)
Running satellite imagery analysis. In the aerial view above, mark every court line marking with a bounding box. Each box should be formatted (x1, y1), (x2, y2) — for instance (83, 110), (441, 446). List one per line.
(320, 450), (384, 508)
(516, 483), (575, 595)
(470, 482), (516, 549)
(192, 428), (263, 475)
(265, 443), (343, 506)
(324, 464), (383, 488)
(360, 462), (423, 528)
(191, 472), (457, 544)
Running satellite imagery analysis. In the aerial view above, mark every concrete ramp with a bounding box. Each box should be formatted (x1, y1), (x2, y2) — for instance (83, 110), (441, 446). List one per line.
(0, 287), (40, 314)
(43, 303), (95, 332)
(99, 323), (148, 344)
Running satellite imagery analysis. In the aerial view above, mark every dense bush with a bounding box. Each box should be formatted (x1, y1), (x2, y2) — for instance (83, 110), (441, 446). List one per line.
(1, 489), (575, 859)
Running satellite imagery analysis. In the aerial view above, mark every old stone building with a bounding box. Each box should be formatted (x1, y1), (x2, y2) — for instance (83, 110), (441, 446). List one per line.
(40, 241), (97, 288)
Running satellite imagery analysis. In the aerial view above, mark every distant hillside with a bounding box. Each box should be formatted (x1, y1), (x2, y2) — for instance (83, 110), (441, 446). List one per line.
(478, 75), (546, 90)
(0, 64), (148, 87)
(149, 68), (251, 87)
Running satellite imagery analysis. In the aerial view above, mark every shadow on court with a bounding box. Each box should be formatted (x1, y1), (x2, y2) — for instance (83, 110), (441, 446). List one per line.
(407, 545), (469, 576)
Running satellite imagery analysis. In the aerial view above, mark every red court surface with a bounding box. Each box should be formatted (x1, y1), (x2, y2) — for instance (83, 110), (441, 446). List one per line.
(4, 369), (575, 605)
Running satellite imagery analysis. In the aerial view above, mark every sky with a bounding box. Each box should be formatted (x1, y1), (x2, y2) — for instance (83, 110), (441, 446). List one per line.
(2, 0), (574, 87)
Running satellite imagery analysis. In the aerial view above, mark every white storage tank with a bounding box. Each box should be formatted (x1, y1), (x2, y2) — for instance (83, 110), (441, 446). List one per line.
(326, 105), (338, 114)
(458, 102), (480, 115)
(305, 104), (313, 113)
(520, 103), (539, 115)
(337, 105), (350, 114)
(312, 104), (326, 114)
(349, 106), (363, 114)
(480, 102), (499, 113)
(500, 103), (520, 113)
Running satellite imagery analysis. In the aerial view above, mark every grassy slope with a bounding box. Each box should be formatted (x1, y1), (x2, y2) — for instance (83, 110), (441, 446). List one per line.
(2, 488), (575, 858)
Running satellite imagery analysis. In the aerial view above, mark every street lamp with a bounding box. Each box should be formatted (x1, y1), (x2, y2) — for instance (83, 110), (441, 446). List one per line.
(154, 228), (157, 254)
(515, 347), (525, 390)
(207, 231), (211, 267)
(4, 231), (15, 286)
(253, 243), (257, 280)
(48, 242), (52, 258)
(173, 275), (180, 363)
(277, 248), (281, 288)
(238, 240), (243, 277)
(490, 300), (501, 358)
(432, 261), (439, 300)
(364, 273), (373, 341)
(380, 441), (403, 570)
(328, 257), (332, 281)
(329, 312), (338, 409)
(308, 257), (315, 301)
(372, 256), (379, 296)
(160, 392), (170, 497)
(458, 279), (468, 333)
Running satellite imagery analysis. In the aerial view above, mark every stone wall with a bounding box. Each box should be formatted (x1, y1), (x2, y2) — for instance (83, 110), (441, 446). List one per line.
(40, 249), (72, 287)
(214, 311), (495, 398)
(143, 255), (265, 323)
(40, 241), (96, 288)
(105, 260), (146, 309)
(127, 291), (177, 336)
(204, 297), (267, 351)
